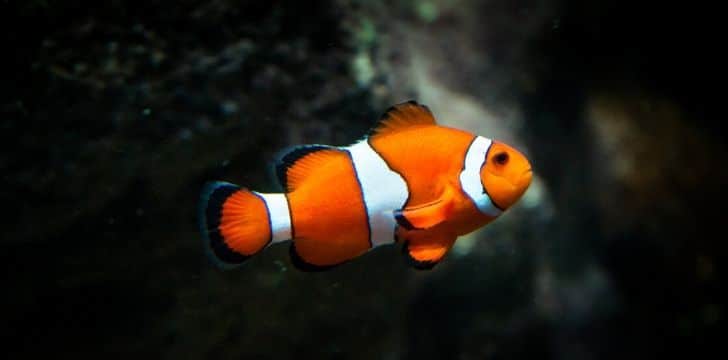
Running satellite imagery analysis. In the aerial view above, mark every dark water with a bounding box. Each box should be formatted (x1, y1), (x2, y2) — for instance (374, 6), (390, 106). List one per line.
(3, 1), (724, 359)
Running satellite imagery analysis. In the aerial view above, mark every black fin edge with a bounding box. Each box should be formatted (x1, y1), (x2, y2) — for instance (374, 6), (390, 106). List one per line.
(401, 241), (439, 270)
(394, 210), (416, 230)
(289, 242), (342, 272)
(199, 182), (250, 268)
(274, 144), (334, 190)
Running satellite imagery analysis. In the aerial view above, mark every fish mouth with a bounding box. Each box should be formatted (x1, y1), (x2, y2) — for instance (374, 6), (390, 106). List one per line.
(519, 168), (533, 188)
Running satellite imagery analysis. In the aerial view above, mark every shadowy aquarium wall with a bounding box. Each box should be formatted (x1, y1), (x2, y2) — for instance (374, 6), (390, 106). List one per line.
(2, 0), (724, 359)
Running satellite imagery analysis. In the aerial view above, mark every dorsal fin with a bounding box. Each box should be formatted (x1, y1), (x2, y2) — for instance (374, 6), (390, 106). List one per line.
(368, 100), (437, 140)
(275, 145), (338, 192)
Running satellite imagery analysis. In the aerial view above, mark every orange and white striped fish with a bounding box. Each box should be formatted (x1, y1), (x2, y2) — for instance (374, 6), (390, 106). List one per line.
(198, 101), (532, 271)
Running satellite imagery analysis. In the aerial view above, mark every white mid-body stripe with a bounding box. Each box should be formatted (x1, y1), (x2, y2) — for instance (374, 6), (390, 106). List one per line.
(459, 136), (503, 217)
(345, 140), (409, 247)
(255, 193), (292, 244)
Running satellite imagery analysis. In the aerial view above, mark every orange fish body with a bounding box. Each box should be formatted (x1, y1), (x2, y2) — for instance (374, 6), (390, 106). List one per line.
(199, 101), (532, 271)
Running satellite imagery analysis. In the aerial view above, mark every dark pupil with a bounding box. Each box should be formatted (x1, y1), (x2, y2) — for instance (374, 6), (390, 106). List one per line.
(494, 152), (509, 165)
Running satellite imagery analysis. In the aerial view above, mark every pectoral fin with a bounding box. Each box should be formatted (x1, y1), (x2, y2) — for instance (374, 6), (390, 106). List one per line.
(394, 185), (456, 230)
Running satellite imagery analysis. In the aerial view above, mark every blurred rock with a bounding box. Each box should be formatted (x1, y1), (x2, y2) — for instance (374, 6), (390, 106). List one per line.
(3, 1), (389, 358)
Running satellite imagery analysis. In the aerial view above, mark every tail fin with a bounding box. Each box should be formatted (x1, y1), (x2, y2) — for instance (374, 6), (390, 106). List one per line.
(198, 181), (273, 269)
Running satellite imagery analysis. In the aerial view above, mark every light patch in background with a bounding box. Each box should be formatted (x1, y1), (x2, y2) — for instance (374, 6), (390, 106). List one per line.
(352, 52), (375, 87)
(381, 5), (556, 262)
(403, 34), (539, 258)
(408, 50), (525, 147)
(534, 264), (617, 323)
(584, 92), (716, 232)
(452, 232), (478, 257)
(452, 174), (549, 258)
(415, 1), (439, 23)
(521, 174), (546, 209)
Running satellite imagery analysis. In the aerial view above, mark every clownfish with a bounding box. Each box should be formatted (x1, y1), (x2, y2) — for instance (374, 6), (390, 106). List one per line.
(198, 101), (532, 271)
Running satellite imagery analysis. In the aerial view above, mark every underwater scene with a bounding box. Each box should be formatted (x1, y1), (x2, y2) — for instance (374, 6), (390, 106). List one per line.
(3, 0), (724, 359)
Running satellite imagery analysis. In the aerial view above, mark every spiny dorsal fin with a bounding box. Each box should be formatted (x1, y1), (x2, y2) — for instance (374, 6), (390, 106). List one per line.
(275, 145), (339, 192)
(368, 100), (437, 140)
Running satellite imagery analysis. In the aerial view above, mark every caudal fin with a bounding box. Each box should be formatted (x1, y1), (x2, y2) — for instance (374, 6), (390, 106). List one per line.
(198, 181), (274, 269)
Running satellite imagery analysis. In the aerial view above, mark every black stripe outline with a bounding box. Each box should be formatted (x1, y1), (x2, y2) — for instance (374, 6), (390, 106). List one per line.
(344, 148), (373, 248)
(366, 137), (411, 245)
(250, 191), (274, 247)
(478, 140), (506, 212)
(283, 192), (295, 241)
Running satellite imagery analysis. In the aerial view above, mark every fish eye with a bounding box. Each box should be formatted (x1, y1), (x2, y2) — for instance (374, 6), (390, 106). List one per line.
(493, 152), (509, 165)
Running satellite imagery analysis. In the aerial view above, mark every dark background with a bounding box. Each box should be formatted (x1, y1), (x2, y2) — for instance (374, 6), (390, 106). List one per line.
(2, 0), (724, 359)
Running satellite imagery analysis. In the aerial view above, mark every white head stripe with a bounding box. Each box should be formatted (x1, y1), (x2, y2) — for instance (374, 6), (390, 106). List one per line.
(346, 140), (409, 247)
(459, 136), (503, 217)
(254, 193), (292, 244)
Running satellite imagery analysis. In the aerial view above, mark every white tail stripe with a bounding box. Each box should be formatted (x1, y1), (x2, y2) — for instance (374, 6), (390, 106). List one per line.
(459, 136), (503, 217)
(346, 140), (409, 247)
(255, 192), (292, 243)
